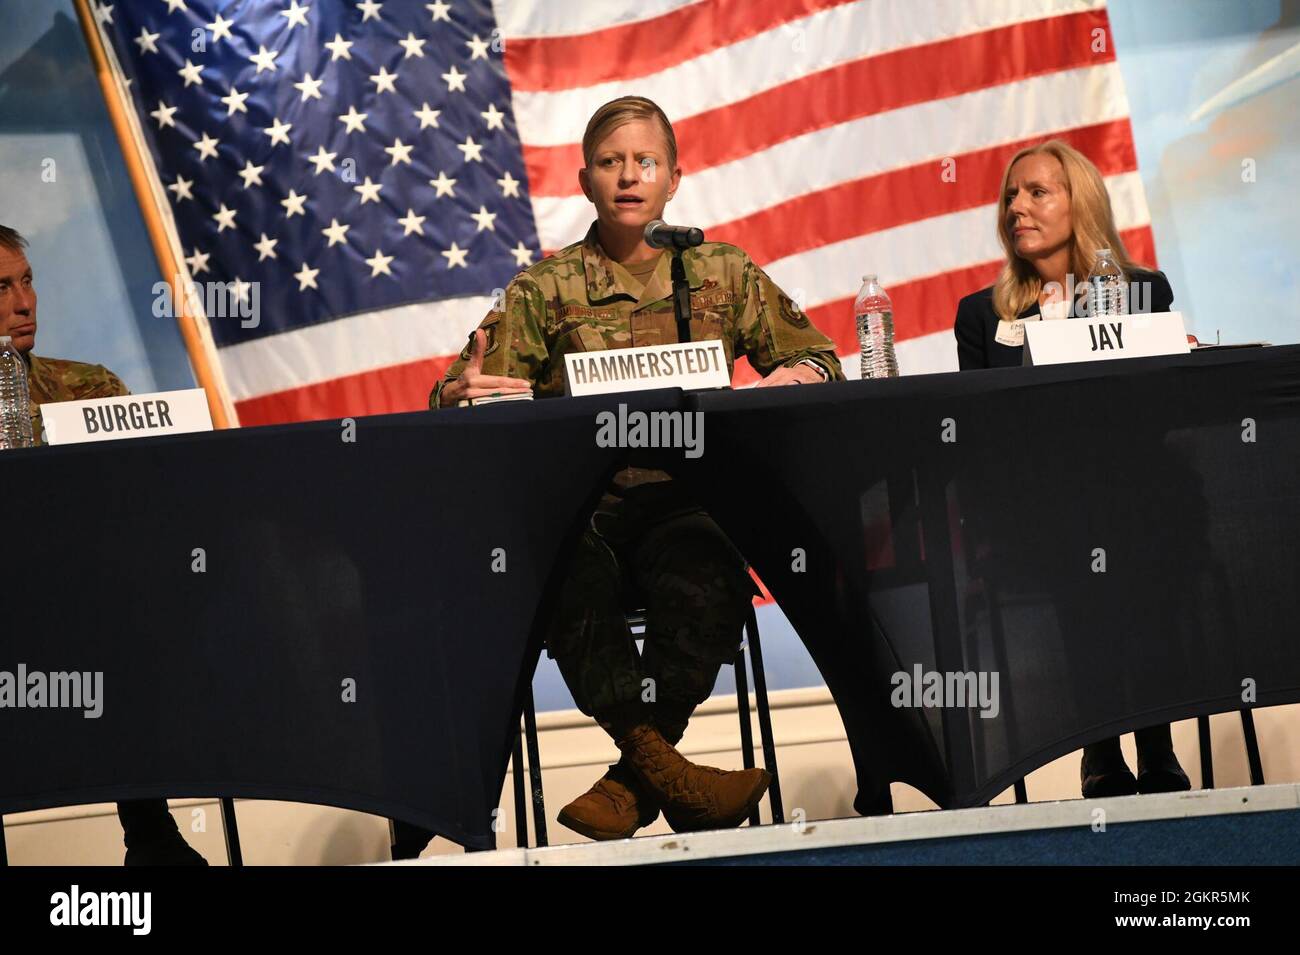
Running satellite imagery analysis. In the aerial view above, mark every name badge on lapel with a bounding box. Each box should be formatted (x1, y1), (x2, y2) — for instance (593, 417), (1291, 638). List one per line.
(995, 319), (1028, 348)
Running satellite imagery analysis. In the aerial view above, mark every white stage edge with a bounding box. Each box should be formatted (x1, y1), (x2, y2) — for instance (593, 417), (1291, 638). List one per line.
(386, 783), (1300, 866)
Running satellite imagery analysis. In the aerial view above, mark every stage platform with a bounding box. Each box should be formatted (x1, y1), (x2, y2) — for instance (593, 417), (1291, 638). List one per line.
(398, 783), (1300, 866)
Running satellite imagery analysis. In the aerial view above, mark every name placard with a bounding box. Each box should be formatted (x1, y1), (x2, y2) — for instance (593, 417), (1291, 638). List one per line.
(1023, 312), (1190, 366)
(42, 389), (214, 445)
(565, 340), (729, 397)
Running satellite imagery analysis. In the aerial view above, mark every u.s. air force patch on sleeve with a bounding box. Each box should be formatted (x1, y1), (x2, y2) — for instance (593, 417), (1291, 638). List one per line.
(777, 291), (809, 328)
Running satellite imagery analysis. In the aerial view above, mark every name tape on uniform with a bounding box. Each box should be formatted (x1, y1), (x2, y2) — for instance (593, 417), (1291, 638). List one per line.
(1023, 312), (1190, 366)
(42, 389), (213, 446)
(565, 340), (729, 397)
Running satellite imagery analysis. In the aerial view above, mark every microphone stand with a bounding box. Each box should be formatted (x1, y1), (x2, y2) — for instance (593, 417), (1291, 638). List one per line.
(671, 249), (692, 343)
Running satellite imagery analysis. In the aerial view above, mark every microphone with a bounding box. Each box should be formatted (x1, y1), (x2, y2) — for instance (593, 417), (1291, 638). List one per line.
(644, 219), (704, 251)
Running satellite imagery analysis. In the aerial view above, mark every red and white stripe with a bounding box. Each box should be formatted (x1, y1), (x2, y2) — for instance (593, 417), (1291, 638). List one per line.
(226, 0), (1154, 424)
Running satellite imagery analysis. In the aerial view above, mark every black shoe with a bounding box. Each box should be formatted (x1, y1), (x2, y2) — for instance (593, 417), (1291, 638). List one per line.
(853, 784), (894, 816)
(118, 799), (208, 866)
(1081, 767), (1138, 798)
(124, 829), (208, 866)
(1080, 738), (1137, 798)
(1134, 723), (1192, 794)
(390, 819), (435, 860)
(1137, 750), (1192, 794)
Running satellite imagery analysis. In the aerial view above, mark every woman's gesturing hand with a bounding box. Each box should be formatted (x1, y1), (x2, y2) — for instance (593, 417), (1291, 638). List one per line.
(438, 328), (533, 406)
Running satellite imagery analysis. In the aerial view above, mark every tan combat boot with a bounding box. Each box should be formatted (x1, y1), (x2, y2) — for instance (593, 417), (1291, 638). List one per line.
(617, 723), (770, 833)
(558, 758), (661, 841)
(556, 711), (697, 842)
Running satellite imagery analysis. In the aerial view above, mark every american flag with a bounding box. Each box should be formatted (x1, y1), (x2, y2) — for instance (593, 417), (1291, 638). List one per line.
(92, 0), (1155, 426)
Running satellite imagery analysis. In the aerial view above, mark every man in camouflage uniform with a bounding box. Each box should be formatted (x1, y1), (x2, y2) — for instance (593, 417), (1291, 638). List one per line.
(406, 96), (842, 852)
(25, 355), (127, 446)
(0, 224), (206, 865)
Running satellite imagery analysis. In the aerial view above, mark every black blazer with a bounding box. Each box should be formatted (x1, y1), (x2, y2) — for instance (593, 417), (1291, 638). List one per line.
(954, 268), (1174, 370)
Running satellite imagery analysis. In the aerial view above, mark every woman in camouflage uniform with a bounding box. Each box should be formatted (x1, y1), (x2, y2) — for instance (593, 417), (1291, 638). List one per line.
(426, 97), (843, 845)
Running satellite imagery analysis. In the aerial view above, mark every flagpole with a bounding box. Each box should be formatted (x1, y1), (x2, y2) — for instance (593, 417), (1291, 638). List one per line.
(72, 0), (234, 429)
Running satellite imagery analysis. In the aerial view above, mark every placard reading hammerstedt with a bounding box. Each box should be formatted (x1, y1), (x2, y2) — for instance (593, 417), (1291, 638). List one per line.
(565, 340), (729, 396)
(41, 389), (214, 445)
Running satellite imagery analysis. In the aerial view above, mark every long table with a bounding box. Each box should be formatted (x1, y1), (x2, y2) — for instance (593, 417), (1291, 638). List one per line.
(675, 345), (1300, 810)
(3, 347), (1298, 850)
(1, 388), (683, 850)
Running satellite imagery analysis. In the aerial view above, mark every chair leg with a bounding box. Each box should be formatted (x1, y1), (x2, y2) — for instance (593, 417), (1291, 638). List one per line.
(733, 650), (756, 770)
(1240, 710), (1265, 786)
(1198, 715), (1214, 789)
(746, 606), (784, 824)
(523, 687), (548, 847)
(733, 644), (760, 827)
(1013, 779), (1028, 804)
(512, 729), (528, 848)
(219, 798), (242, 867)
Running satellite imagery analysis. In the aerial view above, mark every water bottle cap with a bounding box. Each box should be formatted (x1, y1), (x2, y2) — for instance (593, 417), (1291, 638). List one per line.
(862, 274), (876, 284)
(0, 336), (10, 345)
(1095, 248), (1111, 256)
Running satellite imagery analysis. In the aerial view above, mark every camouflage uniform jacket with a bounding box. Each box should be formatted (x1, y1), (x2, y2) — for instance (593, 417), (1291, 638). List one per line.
(429, 223), (844, 500)
(26, 354), (129, 447)
(431, 222), (843, 409)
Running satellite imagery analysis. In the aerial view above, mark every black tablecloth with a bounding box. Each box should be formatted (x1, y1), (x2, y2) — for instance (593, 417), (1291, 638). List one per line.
(0, 388), (683, 849)
(676, 346), (1300, 810)
(4, 348), (1298, 844)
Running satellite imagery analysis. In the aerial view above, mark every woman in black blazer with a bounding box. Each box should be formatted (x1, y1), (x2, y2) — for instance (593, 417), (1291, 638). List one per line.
(952, 139), (1190, 798)
(955, 138), (1176, 371)
(956, 269), (1174, 369)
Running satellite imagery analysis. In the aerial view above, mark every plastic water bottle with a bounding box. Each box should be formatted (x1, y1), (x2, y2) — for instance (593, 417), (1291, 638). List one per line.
(0, 336), (34, 449)
(1086, 249), (1127, 318)
(855, 274), (898, 379)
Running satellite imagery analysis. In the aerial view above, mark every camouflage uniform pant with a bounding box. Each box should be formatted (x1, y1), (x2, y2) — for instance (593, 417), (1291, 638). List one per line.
(390, 488), (755, 856)
(545, 491), (757, 742)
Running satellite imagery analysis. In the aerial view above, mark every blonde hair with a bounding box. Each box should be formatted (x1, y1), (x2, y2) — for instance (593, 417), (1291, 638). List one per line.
(581, 96), (678, 170)
(992, 140), (1143, 323)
